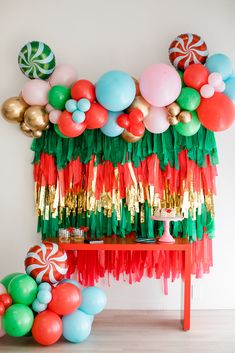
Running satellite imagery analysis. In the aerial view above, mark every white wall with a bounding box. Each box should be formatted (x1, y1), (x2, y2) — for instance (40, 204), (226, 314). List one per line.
(0, 0), (235, 310)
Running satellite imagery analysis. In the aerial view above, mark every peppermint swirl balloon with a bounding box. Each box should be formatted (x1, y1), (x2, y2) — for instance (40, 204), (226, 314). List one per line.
(169, 33), (208, 70)
(18, 41), (56, 80)
(25, 242), (68, 284)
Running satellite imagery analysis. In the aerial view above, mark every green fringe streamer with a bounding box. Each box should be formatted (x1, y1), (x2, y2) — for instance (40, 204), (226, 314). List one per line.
(38, 201), (214, 241)
(31, 125), (218, 170)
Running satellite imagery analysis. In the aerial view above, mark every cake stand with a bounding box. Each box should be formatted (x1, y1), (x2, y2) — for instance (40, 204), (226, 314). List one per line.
(150, 215), (184, 243)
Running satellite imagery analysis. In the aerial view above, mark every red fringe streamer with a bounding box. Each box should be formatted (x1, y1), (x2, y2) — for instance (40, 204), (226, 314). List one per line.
(34, 151), (217, 197)
(66, 235), (212, 290)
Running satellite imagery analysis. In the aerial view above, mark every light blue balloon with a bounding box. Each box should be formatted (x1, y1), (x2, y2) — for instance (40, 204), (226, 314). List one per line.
(100, 111), (124, 137)
(60, 278), (82, 289)
(80, 286), (107, 315)
(65, 99), (78, 113)
(206, 53), (233, 80)
(32, 299), (47, 313)
(62, 310), (91, 343)
(96, 70), (136, 111)
(72, 110), (86, 123)
(37, 290), (52, 304)
(85, 313), (94, 324)
(38, 282), (52, 292)
(77, 98), (91, 112)
(224, 76), (235, 102)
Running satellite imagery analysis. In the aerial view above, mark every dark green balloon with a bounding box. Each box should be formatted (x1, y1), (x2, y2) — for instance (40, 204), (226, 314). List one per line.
(48, 85), (70, 110)
(3, 304), (34, 337)
(0, 273), (23, 290)
(177, 87), (201, 111)
(54, 124), (69, 138)
(177, 70), (185, 87)
(8, 274), (37, 306)
(175, 111), (201, 137)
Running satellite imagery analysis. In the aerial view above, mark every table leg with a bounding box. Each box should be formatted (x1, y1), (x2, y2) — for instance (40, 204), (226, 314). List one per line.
(183, 246), (191, 330)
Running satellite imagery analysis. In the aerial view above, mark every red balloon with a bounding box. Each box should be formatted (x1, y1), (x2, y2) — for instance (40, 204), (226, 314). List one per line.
(85, 102), (108, 129)
(117, 114), (130, 129)
(129, 122), (145, 136)
(32, 310), (62, 346)
(58, 111), (87, 138)
(0, 302), (5, 315)
(48, 283), (81, 316)
(0, 293), (12, 309)
(197, 92), (235, 131)
(71, 80), (96, 102)
(129, 108), (144, 123)
(184, 64), (209, 90)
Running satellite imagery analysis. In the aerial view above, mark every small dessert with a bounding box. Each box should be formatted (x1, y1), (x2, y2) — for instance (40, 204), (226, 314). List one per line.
(154, 207), (177, 218)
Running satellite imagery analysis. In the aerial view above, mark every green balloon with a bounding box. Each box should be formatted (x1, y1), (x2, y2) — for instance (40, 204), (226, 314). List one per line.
(3, 304), (34, 337)
(175, 111), (201, 137)
(177, 87), (201, 111)
(48, 85), (70, 110)
(8, 274), (37, 306)
(54, 124), (69, 138)
(0, 273), (23, 290)
(177, 70), (185, 87)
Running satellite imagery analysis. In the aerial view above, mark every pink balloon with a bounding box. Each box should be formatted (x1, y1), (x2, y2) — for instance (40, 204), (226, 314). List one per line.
(140, 64), (181, 107)
(49, 64), (78, 87)
(144, 106), (169, 133)
(0, 317), (6, 338)
(0, 284), (6, 295)
(49, 110), (62, 124)
(200, 84), (215, 98)
(0, 283), (7, 294)
(22, 79), (50, 105)
(208, 72), (223, 88)
(46, 104), (54, 113)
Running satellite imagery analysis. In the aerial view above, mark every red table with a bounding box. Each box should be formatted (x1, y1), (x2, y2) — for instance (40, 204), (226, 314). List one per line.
(52, 236), (191, 331)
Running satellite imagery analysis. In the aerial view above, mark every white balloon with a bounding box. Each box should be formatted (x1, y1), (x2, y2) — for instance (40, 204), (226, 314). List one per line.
(208, 72), (223, 88)
(200, 84), (215, 98)
(215, 81), (226, 92)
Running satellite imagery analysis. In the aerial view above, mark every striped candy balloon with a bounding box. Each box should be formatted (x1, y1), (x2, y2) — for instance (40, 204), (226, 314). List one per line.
(25, 242), (68, 284)
(18, 41), (56, 80)
(169, 33), (208, 70)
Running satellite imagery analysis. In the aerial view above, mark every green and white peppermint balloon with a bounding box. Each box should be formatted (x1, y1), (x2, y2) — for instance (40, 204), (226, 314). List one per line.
(18, 41), (56, 80)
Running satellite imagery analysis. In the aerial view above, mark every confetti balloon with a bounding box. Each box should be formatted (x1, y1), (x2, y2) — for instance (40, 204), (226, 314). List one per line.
(18, 41), (56, 80)
(169, 33), (208, 70)
(25, 242), (68, 284)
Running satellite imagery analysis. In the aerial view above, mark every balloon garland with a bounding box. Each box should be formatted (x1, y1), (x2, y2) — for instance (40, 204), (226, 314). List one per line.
(0, 242), (107, 345)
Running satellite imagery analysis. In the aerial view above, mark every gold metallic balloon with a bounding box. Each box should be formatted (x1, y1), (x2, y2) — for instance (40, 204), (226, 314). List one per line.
(19, 122), (34, 137)
(166, 102), (181, 117)
(126, 96), (150, 118)
(20, 121), (31, 132)
(168, 115), (179, 126)
(178, 111), (192, 124)
(132, 77), (141, 96)
(24, 106), (49, 131)
(1, 96), (29, 123)
(121, 129), (143, 143)
(33, 130), (43, 138)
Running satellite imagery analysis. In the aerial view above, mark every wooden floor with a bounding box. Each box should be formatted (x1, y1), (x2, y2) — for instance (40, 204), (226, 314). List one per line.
(1, 310), (235, 353)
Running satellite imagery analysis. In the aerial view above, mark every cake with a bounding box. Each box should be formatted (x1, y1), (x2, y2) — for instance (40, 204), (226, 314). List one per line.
(154, 207), (177, 218)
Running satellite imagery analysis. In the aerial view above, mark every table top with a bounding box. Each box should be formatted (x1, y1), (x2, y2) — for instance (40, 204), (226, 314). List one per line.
(45, 234), (190, 251)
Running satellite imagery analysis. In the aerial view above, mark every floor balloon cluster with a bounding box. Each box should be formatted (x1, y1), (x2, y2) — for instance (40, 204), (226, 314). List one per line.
(0, 242), (107, 345)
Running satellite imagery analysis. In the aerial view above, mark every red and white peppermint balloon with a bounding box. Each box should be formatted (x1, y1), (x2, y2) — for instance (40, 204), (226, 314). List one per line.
(25, 242), (68, 284)
(169, 33), (208, 70)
